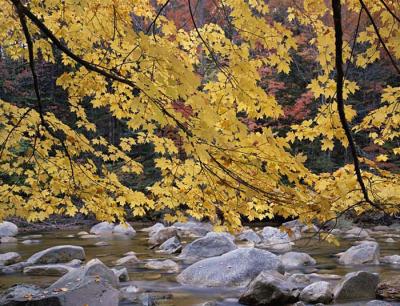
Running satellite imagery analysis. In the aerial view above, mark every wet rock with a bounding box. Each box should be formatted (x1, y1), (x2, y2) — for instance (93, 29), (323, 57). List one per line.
(381, 255), (400, 264)
(344, 227), (370, 239)
(237, 229), (261, 244)
(95, 241), (110, 246)
(0, 261), (29, 274)
(179, 232), (237, 261)
(80, 234), (99, 239)
(338, 241), (380, 265)
(0, 237), (17, 243)
(123, 251), (136, 256)
(112, 267), (129, 281)
(334, 271), (379, 301)
(158, 236), (182, 254)
(299, 281), (333, 304)
(46, 258), (119, 306)
(280, 252), (316, 269)
(377, 277), (400, 301)
(113, 223), (136, 236)
(142, 223), (165, 235)
(22, 239), (41, 244)
(0, 284), (49, 306)
(286, 273), (312, 288)
(90, 221), (115, 235)
(385, 238), (396, 243)
(0, 221), (18, 237)
(257, 238), (293, 253)
(77, 231), (89, 236)
(145, 259), (179, 272)
(366, 301), (393, 306)
(172, 221), (212, 237)
(115, 254), (140, 266)
(261, 226), (290, 241)
(239, 272), (298, 306)
(0, 252), (21, 266)
(309, 273), (342, 280)
(373, 225), (390, 231)
(177, 247), (284, 287)
(23, 264), (75, 276)
(27, 245), (85, 265)
(148, 227), (178, 245)
(22, 234), (42, 239)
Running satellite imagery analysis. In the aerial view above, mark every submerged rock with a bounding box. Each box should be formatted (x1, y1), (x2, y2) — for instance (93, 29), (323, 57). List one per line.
(145, 259), (179, 272)
(280, 252), (316, 269)
(0, 252), (21, 266)
(177, 247), (284, 287)
(334, 271), (379, 301)
(338, 241), (380, 265)
(27, 245), (85, 265)
(377, 277), (400, 301)
(239, 272), (298, 306)
(179, 232), (237, 261)
(299, 281), (333, 304)
(0, 222), (18, 237)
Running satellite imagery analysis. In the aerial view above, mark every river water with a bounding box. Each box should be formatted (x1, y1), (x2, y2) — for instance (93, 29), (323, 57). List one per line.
(1, 223), (399, 305)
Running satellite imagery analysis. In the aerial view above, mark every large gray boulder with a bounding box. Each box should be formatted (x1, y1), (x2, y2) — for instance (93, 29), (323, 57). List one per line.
(177, 248), (284, 287)
(172, 221), (212, 237)
(179, 232), (237, 261)
(338, 241), (380, 265)
(142, 223), (165, 235)
(27, 245), (85, 265)
(280, 252), (316, 269)
(90, 222), (135, 236)
(261, 226), (290, 241)
(334, 271), (379, 301)
(113, 223), (136, 236)
(0, 252), (21, 266)
(239, 272), (298, 306)
(0, 259), (119, 306)
(299, 281), (333, 304)
(0, 221), (18, 237)
(237, 229), (262, 244)
(148, 227), (178, 245)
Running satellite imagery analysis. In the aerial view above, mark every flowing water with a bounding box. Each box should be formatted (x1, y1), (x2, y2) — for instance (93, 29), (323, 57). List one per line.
(1, 223), (400, 306)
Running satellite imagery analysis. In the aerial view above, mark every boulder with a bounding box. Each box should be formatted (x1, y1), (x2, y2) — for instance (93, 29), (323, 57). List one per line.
(344, 227), (370, 239)
(381, 255), (400, 264)
(144, 259), (179, 272)
(172, 221), (212, 237)
(0, 259), (119, 306)
(27, 245), (85, 265)
(377, 277), (400, 301)
(239, 272), (298, 306)
(113, 223), (136, 236)
(299, 281), (333, 304)
(90, 221), (115, 235)
(237, 229), (261, 244)
(0, 252), (21, 266)
(158, 236), (182, 254)
(261, 226), (290, 241)
(148, 227), (178, 245)
(0, 261), (29, 274)
(114, 254), (139, 266)
(179, 232), (237, 261)
(338, 241), (380, 265)
(286, 273), (311, 288)
(0, 237), (17, 243)
(0, 221), (18, 237)
(23, 264), (75, 276)
(280, 252), (316, 269)
(111, 267), (129, 282)
(142, 223), (165, 235)
(177, 248), (284, 287)
(334, 271), (379, 301)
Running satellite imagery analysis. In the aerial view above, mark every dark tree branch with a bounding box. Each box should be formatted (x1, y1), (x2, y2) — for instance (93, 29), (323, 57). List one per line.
(379, 0), (400, 23)
(332, 0), (380, 210)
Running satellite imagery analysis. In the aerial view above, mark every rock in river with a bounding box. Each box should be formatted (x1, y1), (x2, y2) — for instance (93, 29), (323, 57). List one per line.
(177, 247), (284, 287)
(338, 241), (380, 265)
(27, 245), (85, 265)
(0, 222), (18, 237)
(334, 271), (379, 301)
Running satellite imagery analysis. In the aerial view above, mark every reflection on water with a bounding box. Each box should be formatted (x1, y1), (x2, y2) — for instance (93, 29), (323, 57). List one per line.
(1, 223), (400, 306)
